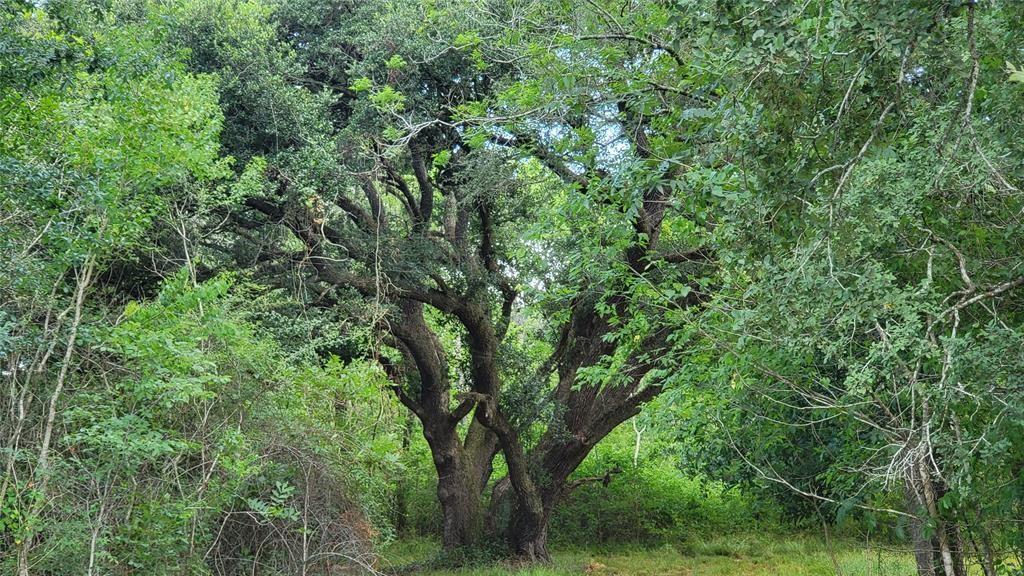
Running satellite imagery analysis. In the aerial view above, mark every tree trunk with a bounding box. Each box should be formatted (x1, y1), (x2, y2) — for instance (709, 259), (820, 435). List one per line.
(507, 507), (551, 563)
(501, 437), (595, 562)
(424, 424), (486, 549)
(388, 301), (497, 550)
(905, 478), (937, 576)
(493, 379), (659, 561)
(907, 459), (968, 576)
(436, 470), (485, 549)
(918, 461), (965, 576)
(942, 517), (968, 576)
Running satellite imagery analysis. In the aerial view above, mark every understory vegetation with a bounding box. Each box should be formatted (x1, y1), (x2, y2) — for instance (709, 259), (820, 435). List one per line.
(2, 1), (1023, 575)
(383, 535), (921, 576)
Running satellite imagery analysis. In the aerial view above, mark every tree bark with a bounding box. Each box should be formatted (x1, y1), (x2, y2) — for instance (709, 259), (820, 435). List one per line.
(907, 458), (968, 576)
(423, 422), (487, 548)
(501, 446), (586, 562)
(500, 384), (657, 561)
(387, 301), (498, 550)
(508, 505), (551, 563)
(919, 460), (965, 576)
(906, 477), (937, 576)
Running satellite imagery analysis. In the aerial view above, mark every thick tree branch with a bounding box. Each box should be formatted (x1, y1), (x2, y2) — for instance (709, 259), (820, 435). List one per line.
(411, 148), (435, 232)
(491, 132), (591, 190)
(565, 466), (622, 493)
(450, 392), (487, 426)
(478, 203), (517, 340)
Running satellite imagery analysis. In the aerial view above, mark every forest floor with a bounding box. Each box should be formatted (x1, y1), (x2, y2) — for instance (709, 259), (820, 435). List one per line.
(381, 534), (921, 575)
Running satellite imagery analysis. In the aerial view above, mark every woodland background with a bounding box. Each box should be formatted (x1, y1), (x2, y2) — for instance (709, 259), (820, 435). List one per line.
(2, 1), (1023, 575)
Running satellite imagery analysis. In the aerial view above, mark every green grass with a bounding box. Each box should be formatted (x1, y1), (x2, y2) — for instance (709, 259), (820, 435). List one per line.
(380, 534), (920, 575)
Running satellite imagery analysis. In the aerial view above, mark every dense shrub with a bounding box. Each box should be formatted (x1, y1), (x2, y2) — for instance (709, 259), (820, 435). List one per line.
(549, 427), (760, 546)
(394, 425), (444, 539)
(1, 271), (398, 574)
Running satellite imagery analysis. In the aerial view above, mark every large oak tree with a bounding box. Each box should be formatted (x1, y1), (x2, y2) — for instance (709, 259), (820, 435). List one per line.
(159, 0), (717, 559)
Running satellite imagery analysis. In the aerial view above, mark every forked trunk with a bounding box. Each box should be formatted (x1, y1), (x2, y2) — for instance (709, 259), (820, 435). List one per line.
(388, 302), (497, 550)
(502, 440), (593, 562)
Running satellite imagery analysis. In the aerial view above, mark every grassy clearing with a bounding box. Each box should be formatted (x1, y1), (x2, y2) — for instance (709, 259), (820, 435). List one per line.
(381, 534), (919, 576)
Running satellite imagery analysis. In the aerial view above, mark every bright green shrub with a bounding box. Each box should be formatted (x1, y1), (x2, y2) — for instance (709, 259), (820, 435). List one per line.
(1, 270), (399, 574)
(549, 426), (760, 546)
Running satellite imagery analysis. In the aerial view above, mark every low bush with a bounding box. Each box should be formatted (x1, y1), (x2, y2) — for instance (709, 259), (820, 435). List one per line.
(548, 424), (770, 546)
(550, 459), (757, 546)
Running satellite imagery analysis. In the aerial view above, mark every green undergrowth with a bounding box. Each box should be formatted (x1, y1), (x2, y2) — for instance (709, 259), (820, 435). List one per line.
(381, 534), (920, 575)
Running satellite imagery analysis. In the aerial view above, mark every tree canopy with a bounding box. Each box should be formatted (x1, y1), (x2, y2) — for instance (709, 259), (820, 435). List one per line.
(2, 1), (1023, 575)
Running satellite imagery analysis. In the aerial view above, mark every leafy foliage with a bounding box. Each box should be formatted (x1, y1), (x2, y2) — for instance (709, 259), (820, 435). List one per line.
(3, 0), (1024, 574)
